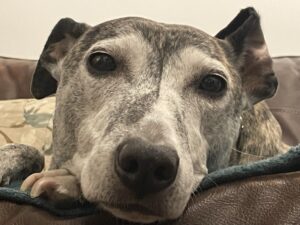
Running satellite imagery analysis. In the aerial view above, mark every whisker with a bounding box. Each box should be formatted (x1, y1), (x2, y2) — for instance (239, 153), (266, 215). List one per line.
(206, 176), (219, 187)
(188, 193), (196, 207)
(197, 186), (203, 192)
(231, 147), (264, 158)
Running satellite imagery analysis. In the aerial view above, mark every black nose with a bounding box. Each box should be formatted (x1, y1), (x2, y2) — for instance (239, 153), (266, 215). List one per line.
(115, 138), (179, 197)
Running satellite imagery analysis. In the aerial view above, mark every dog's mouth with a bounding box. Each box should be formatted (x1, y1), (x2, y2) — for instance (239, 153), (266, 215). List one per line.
(100, 201), (163, 223)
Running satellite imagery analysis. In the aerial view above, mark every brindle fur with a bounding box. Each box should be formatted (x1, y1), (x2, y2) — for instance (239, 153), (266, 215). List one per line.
(1, 7), (289, 224)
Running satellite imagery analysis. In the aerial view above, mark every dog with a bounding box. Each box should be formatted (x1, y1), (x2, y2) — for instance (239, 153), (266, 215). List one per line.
(14, 7), (289, 223)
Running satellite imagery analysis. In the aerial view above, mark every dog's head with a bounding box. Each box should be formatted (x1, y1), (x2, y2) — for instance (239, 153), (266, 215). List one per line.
(31, 7), (277, 223)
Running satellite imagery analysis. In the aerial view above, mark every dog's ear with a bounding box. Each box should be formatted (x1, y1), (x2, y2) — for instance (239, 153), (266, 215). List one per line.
(31, 18), (89, 99)
(216, 7), (277, 105)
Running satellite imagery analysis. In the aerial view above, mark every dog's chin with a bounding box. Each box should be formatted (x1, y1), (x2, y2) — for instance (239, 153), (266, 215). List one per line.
(100, 203), (164, 223)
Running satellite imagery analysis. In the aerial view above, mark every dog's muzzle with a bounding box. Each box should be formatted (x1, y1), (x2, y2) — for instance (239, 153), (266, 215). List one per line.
(115, 138), (179, 198)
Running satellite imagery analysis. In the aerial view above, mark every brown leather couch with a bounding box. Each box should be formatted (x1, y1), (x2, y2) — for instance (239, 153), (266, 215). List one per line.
(0, 56), (299, 225)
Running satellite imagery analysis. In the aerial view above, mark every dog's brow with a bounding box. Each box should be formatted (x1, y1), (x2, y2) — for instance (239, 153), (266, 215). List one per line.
(88, 34), (146, 54)
(178, 47), (229, 76)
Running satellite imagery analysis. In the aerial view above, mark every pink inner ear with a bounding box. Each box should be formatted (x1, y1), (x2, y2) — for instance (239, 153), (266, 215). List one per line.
(241, 42), (276, 105)
(48, 34), (76, 62)
(251, 44), (270, 62)
(244, 41), (273, 76)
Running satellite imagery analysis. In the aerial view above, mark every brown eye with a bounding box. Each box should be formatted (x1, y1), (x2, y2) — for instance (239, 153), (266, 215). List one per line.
(198, 74), (227, 94)
(88, 52), (116, 73)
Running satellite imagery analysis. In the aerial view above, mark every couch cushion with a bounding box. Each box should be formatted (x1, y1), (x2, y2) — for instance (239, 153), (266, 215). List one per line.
(0, 97), (55, 168)
(267, 56), (300, 146)
(0, 57), (36, 100)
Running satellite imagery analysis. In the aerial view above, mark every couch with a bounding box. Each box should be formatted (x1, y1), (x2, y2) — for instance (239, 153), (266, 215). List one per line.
(0, 56), (299, 224)
(0, 57), (35, 100)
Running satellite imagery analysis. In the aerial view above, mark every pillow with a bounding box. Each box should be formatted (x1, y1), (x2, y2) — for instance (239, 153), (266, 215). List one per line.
(0, 97), (55, 168)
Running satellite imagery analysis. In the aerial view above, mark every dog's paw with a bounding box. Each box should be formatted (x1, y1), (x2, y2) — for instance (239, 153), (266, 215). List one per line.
(20, 169), (82, 203)
(0, 144), (44, 186)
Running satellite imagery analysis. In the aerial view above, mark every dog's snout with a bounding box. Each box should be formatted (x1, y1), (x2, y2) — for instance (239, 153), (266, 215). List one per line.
(115, 138), (179, 197)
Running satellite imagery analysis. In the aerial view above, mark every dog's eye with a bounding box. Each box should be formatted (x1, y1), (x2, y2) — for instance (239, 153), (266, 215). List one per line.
(198, 74), (227, 94)
(87, 52), (116, 73)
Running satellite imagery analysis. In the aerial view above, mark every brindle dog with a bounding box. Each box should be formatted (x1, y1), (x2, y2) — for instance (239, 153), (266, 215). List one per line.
(1, 7), (289, 223)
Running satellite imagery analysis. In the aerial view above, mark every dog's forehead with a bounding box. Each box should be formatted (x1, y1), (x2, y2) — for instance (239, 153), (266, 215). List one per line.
(81, 17), (222, 58)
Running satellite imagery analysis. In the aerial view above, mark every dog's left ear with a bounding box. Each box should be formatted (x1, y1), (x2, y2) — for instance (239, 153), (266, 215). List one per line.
(31, 18), (90, 99)
(216, 7), (277, 105)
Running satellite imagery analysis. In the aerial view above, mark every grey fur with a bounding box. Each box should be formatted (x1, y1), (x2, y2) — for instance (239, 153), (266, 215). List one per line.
(0, 144), (44, 185)
(2, 7), (290, 224)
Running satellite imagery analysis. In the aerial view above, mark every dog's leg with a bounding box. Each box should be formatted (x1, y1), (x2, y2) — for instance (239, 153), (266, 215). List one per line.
(20, 169), (82, 202)
(230, 101), (290, 165)
(0, 144), (44, 185)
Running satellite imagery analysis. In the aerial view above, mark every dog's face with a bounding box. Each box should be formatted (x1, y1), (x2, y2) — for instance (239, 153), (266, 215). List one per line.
(31, 8), (277, 223)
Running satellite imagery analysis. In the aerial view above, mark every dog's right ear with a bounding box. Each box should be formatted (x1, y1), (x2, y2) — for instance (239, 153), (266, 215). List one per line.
(32, 18), (89, 99)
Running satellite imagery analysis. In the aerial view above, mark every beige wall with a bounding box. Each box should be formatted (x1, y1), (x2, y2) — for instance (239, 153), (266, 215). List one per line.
(0, 0), (299, 59)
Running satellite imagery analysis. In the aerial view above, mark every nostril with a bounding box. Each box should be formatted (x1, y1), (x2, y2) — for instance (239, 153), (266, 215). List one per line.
(117, 142), (140, 174)
(121, 158), (139, 174)
(154, 165), (172, 181)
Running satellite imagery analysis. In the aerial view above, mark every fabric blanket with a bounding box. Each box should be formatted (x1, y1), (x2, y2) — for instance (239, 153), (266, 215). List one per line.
(0, 145), (299, 218)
